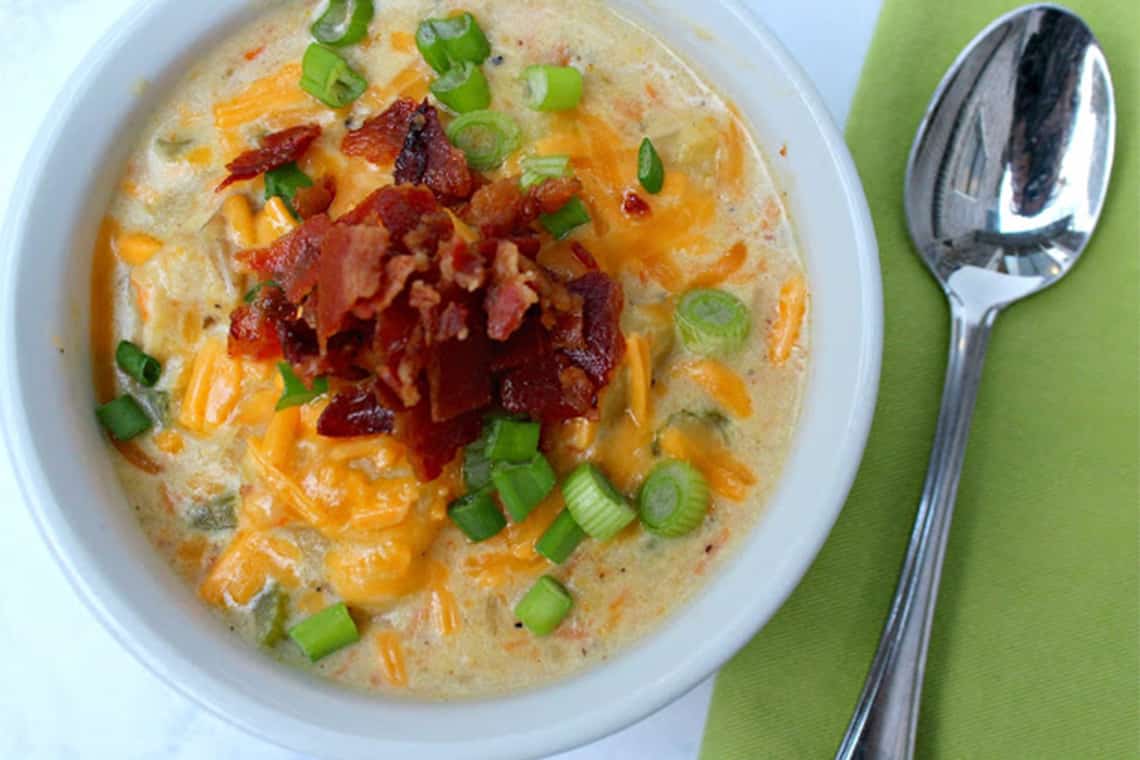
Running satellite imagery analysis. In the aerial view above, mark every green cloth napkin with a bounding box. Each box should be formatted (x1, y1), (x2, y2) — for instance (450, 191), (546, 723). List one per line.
(701, 1), (1139, 757)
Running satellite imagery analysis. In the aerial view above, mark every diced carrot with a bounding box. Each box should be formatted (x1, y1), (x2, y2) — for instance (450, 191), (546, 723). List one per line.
(243, 45), (266, 62)
(768, 274), (807, 366)
(113, 440), (163, 474)
(131, 274), (152, 323)
(675, 359), (754, 418)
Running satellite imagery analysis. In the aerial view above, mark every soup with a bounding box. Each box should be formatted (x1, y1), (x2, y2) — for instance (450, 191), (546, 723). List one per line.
(91, 0), (809, 698)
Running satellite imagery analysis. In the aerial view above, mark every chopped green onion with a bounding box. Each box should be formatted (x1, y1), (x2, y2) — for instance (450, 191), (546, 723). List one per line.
(445, 110), (521, 170)
(523, 65), (583, 112)
(311, 0), (375, 47)
(186, 494), (238, 531)
(275, 362), (329, 410)
(484, 418), (541, 463)
(253, 586), (289, 647)
(264, 163), (313, 218)
(492, 454), (557, 522)
(140, 389), (171, 426)
(515, 575), (573, 636)
(243, 280), (280, 303)
(539, 197), (591, 240)
(463, 437), (493, 490)
(638, 137), (665, 194)
(448, 488), (507, 542)
(299, 43), (368, 108)
(288, 602), (359, 661)
(96, 395), (153, 441)
(115, 340), (161, 387)
(535, 509), (587, 564)
(675, 289), (752, 355)
(638, 459), (710, 537)
(562, 463), (635, 541)
(416, 13), (492, 74)
(520, 155), (571, 189)
(430, 61), (491, 113)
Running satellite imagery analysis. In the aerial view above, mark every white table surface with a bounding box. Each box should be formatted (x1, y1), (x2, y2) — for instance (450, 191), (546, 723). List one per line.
(0, 1), (881, 757)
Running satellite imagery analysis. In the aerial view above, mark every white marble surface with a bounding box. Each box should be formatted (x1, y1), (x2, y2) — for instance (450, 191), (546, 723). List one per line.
(0, 1), (880, 757)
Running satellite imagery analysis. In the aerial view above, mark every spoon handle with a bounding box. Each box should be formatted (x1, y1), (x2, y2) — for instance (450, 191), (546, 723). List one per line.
(835, 297), (998, 760)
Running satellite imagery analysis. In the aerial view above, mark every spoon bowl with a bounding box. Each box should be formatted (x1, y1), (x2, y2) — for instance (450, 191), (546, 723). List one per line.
(837, 5), (1115, 759)
(905, 4), (1115, 308)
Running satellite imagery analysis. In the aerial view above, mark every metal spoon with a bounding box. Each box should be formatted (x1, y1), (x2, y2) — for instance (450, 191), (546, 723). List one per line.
(835, 6), (1116, 759)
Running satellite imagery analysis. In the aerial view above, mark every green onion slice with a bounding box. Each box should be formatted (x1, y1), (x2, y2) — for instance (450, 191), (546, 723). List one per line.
(562, 463), (636, 541)
(485, 418), (541, 463)
(463, 437), (493, 491)
(186, 494), (238, 531)
(539, 197), (591, 240)
(115, 340), (161, 387)
(535, 509), (587, 564)
(264, 163), (313, 218)
(430, 61), (491, 114)
(253, 585), (289, 647)
(243, 280), (280, 303)
(515, 575), (573, 636)
(299, 43), (368, 108)
(492, 454), (557, 523)
(288, 602), (359, 661)
(311, 0), (375, 47)
(416, 13), (492, 74)
(520, 155), (571, 190)
(96, 395), (153, 441)
(638, 459), (710, 537)
(275, 362), (329, 410)
(448, 488), (507, 542)
(523, 64), (584, 112)
(638, 137), (665, 195)
(445, 110), (521, 170)
(675, 288), (752, 356)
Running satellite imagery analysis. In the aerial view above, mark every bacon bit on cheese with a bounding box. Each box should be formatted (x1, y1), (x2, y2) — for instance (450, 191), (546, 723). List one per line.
(625, 333), (653, 427)
(116, 231), (163, 266)
(374, 631), (409, 687)
(689, 241), (747, 289)
(154, 430), (184, 455)
(255, 196), (300, 246)
(179, 339), (243, 433)
(198, 530), (302, 606)
(768, 274), (807, 366)
(675, 359), (753, 418)
(659, 426), (756, 502)
(222, 194), (257, 249)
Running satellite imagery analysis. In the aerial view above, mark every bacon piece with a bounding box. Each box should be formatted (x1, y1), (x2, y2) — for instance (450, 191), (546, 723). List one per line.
(338, 185), (452, 255)
(621, 190), (651, 218)
(465, 178), (525, 237)
(228, 285), (292, 360)
(394, 101), (473, 202)
(317, 384), (395, 437)
(316, 224), (391, 343)
(240, 214), (333, 302)
(525, 177), (583, 217)
(371, 254), (425, 314)
(373, 300), (425, 408)
(490, 314), (550, 372)
(436, 301), (470, 342)
(427, 300), (493, 422)
(293, 176), (336, 219)
(563, 272), (626, 385)
(341, 98), (418, 165)
(485, 241), (541, 341)
(438, 237), (487, 292)
(216, 124), (321, 191)
(399, 401), (484, 481)
(500, 353), (595, 423)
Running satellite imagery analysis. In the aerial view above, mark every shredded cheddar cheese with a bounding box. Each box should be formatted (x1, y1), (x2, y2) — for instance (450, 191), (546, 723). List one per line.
(178, 339), (243, 433)
(658, 427), (757, 502)
(625, 333), (653, 427)
(255, 196), (298, 245)
(768, 275), (807, 366)
(116, 232), (164, 266)
(675, 359), (754, 418)
(374, 631), (408, 687)
(222, 194), (257, 249)
(199, 530), (301, 606)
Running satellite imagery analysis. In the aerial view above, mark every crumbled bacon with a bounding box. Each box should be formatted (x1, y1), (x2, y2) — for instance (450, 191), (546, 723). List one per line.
(240, 214), (333, 302)
(570, 242), (599, 271)
(341, 98), (419, 165)
(317, 383), (395, 437)
(293, 176), (336, 219)
(216, 124), (321, 191)
(621, 190), (651, 218)
(224, 99), (626, 480)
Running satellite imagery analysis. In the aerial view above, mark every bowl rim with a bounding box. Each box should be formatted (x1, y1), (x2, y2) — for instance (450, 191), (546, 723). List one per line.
(0, 0), (882, 757)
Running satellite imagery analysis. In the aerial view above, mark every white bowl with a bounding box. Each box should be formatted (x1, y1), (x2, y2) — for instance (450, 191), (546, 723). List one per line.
(0, 1), (881, 757)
